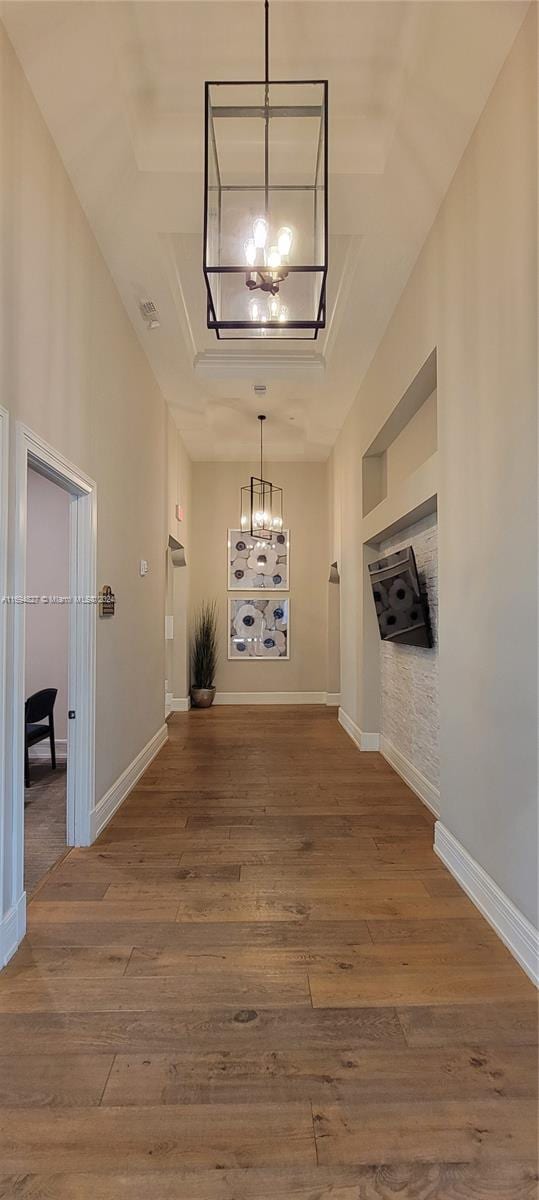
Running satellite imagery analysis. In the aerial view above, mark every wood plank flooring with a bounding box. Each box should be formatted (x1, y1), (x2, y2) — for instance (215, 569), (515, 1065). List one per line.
(1, 705), (537, 1199)
(24, 758), (67, 896)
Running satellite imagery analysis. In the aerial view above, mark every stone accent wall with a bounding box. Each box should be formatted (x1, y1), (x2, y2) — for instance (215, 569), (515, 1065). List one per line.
(379, 513), (439, 790)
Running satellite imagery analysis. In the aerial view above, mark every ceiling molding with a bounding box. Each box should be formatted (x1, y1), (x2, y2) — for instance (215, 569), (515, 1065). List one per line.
(322, 234), (363, 366)
(160, 233), (198, 361)
(193, 351), (326, 383)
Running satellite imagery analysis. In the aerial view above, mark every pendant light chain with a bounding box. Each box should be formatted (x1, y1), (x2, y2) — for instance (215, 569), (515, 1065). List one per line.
(264, 0), (269, 218)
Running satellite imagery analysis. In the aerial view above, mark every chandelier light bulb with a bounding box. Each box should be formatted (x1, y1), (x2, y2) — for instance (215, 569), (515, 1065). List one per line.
(278, 305), (288, 323)
(267, 246), (281, 270)
(253, 217), (268, 249)
(277, 226), (293, 258)
(249, 299), (260, 321)
(244, 238), (257, 267)
(269, 296), (280, 319)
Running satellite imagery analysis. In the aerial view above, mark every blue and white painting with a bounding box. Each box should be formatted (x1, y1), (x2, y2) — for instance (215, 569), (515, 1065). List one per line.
(228, 598), (289, 660)
(228, 530), (289, 590)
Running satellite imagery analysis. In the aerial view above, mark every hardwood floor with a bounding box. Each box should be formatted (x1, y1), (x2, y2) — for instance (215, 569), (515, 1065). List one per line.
(1, 706), (537, 1199)
(24, 758), (67, 896)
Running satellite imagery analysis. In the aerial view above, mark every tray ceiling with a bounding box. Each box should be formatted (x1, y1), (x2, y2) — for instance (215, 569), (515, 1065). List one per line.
(1, 0), (528, 459)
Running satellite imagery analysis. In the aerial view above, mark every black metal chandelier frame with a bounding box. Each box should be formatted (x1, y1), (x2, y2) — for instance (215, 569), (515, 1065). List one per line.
(240, 415), (283, 541)
(203, 0), (328, 339)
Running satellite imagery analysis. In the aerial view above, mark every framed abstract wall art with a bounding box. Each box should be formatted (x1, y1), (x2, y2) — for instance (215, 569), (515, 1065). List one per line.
(228, 529), (289, 590)
(228, 597), (289, 660)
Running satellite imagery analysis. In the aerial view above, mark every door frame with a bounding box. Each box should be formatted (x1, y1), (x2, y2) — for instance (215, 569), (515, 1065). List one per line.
(0, 407), (9, 956)
(11, 423), (97, 926)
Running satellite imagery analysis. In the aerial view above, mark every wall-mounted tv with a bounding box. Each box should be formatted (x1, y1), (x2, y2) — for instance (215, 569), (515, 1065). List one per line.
(368, 546), (433, 648)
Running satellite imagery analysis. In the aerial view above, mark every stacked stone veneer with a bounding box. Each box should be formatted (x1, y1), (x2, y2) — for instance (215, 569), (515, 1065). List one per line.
(379, 513), (439, 791)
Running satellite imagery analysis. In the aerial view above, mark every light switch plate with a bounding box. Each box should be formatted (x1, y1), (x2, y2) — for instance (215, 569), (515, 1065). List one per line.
(139, 559), (149, 576)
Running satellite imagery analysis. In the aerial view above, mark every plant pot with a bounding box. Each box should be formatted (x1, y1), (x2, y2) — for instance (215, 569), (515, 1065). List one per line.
(190, 686), (216, 709)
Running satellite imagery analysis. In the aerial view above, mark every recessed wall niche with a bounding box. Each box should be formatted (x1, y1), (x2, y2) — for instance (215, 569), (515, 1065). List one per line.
(362, 349), (437, 522)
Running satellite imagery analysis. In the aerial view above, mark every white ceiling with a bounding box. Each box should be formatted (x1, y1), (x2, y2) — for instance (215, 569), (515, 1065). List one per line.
(2, 0), (527, 460)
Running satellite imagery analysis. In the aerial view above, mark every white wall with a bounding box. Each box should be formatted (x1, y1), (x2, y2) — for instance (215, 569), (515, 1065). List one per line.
(166, 412), (192, 704)
(330, 9), (537, 926)
(25, 470), (70, 740)
(190, 461), (329, 698)
(0, 24), (191, 937)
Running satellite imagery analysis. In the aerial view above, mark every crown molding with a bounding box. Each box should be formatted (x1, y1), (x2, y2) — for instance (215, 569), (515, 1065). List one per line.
(194, 351), (325, 382)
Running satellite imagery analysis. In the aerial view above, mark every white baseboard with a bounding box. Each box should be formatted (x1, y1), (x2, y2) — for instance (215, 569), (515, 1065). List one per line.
(338, 707), (380, 751)
(169, 696), (191, 712)
(0, 893), (26, 968)
(435, 822), (539, 986)
(91, 724), (168, 840)
(29, 738), (67, 761)
(326, 693), (341, 707)
(214, 691), (327, 705)
(380, 735), (440, 817)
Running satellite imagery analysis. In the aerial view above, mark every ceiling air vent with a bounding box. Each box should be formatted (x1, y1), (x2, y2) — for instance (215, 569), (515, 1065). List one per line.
(139, 299), (160, 329)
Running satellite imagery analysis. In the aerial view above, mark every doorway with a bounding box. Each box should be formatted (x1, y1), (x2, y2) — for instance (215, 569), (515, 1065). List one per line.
(24, 468), (70, 894)
(9, 424), (96, 941)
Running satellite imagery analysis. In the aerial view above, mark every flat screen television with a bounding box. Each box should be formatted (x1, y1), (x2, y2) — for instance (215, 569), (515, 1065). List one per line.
(368, 546), (433, 648)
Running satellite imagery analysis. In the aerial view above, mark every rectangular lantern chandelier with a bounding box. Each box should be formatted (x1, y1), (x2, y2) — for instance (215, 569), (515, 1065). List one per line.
(240, 415), (283, 541)
(203, 0), (328, 340)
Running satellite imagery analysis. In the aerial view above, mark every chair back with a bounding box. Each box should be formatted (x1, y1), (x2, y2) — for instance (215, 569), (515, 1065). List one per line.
(25, 688), (58, 723)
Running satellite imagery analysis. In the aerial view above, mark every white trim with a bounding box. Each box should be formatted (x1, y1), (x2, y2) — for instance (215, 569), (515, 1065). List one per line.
(0, 894), (26, 968)
(338, 706), (380, 751)
(28, 738), (68, 762)
(323, 234), (363, 365)
(10, 424), (97, 959)
(326, 692), (341, 707)
(435, 822), (539, 986)
(380, 735), (440, 817)
(0, 406), (8, 963)
(91, 724), (168, 840)
(169, 696), (191, 712)
(194, 350), (325, 382)
(215, 691), (327, 705)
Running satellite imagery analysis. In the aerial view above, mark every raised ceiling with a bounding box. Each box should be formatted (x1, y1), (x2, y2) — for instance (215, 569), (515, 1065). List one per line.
(1, 0), (527, 460)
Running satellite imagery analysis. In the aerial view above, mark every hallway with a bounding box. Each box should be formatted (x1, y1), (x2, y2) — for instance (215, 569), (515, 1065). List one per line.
(0, 706), (537, 1198)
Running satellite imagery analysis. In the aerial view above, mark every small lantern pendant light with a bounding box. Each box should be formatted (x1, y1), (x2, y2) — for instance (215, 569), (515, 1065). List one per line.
(203, 0), (328, 339)
(241, 415), (283, 541)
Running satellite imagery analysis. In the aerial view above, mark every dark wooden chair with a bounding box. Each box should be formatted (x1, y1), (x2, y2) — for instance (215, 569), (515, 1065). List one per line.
(25, 688), (58, 788)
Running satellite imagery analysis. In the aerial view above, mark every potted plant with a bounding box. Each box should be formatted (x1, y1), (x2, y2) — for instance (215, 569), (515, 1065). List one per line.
(190, 600), (218, 708)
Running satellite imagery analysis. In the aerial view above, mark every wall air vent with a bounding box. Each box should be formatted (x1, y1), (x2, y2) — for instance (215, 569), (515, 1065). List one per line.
(139, 300), (160, 329)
